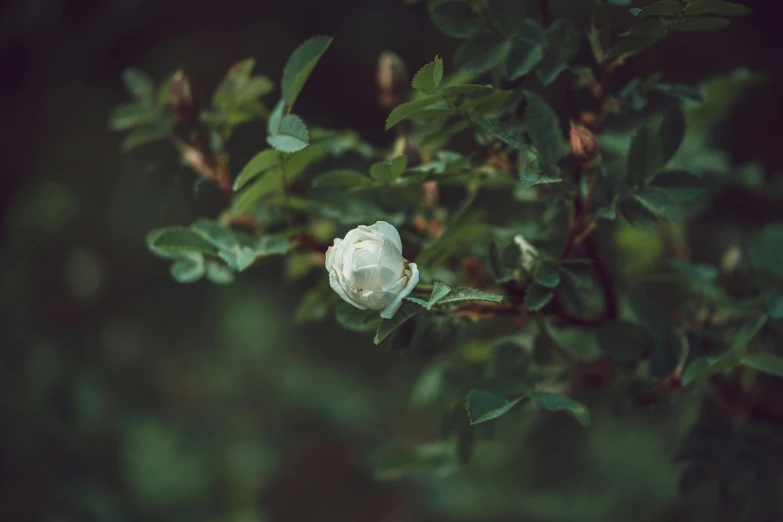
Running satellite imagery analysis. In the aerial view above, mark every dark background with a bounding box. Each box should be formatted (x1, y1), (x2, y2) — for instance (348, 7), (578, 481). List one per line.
(1, 1), (782, 521)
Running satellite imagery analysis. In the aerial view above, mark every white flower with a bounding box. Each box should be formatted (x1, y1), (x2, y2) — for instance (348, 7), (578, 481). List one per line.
(325, 221), (419, 319)
(513, 234), (539, 272)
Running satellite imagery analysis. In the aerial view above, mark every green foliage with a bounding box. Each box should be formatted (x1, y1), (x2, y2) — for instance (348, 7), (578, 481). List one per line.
(597, 321), (656, 363)
(741, 352), (783, 378)
(375, 303), (422, 345)
(267, 114), (309, 152)
(370, 155), (407, 184)
(528, 391), (591, 427)
(684, 0), (752, 17)
(412, 56), (444, 94)
(429, 1), (483, 38)
(534, 260), (561, 288)
(466, 389), (521, 425)
(524, 282), (554, 311)
(233, 149), (278, 191)
(627, 124), (664, 186)
(280, 36), (333, 109)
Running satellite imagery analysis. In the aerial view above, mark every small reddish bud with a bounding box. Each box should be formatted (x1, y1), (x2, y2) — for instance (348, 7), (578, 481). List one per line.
(422, 180), (439, 208)
(412, 216), (427, 233)
(169, 69), (200, 127)
(569, 121), (601, 169)
(428, 218), (444, 239)
(376, 51), (409, 110)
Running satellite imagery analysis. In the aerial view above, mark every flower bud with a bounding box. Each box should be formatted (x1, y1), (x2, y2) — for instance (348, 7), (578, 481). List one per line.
(569, 121), (600, 169)
(325, 221), (419, 319)
(169, 69), (200, 127)
(376, 51), (409, 110)
(422, 180), (439, 208)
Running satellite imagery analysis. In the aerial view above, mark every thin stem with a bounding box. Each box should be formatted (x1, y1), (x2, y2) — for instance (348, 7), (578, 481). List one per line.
(277, 152), (292, 225)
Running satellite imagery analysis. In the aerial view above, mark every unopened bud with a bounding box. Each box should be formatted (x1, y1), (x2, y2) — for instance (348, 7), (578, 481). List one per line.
(169, 69), (200, 127)
(569, 121), (600, 169)
(422, 180), (439, 208)
(376, 51), (409, 110)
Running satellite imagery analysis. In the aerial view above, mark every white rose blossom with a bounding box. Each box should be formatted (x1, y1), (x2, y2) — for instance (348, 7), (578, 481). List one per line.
(325, 221), (419, 319)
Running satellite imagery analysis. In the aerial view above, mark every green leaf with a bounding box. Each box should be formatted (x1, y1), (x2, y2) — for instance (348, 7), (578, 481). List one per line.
(375, 303), (422, 344)
(412, 56), (444, 94)
(632, 186), (683, 220)
(750, 225), (783, 281)
(121, 121), (172, 151)
(522, 92), (563, 164)
(109, 103), (158, 130)
(281, 35), (333, 109)
(170, 256), (205, 283)
(518, 18), (548, 45)
(658, 107), (686, 163)
(506, 39), (545, 81)
(466, 389), (521, 425)
(668, 259), (717, 282)
(682, 316), (768, 386)
(651, 170), (709, 202)
(536, 19), (581, 86)
(408, 281), (452, 310)
(741, 353), (783, 378)
(218, 247), (256, 272)
(769, 292), (783, 319)
(620, 17), (669, 38)
(520, 160), (562, 186)
(605, 32), (666, 61)
(597, 321), (656, 363)
(150, 227), (217, 255)
(487, 0), (527, 35)
(437, 287), (503, 305)
(534, 260), (561, 288)
(430, 1), (483, 38)
(524, 282), (554, 311)
(312, 170), (373, 190)
(295, 282), (331, 322)
(192, 219), (239, 251)
(454, 33), (511, 75)
(256, 235), (289, 256)
(385, 94), (444, 130)
(440, 84), (494, 97)
(684, 0), (752, 17)
(477, 118), (526, 150)
(267, 99), (284, 135)
(370, 155), (408, 183)
(123, 68), (155, 102)
(655, 83), (703, 102)
(619, 196), (660, 229)
(205, 261), (235, 285)
(233, 149), (278, 191)
(628, 124), (664, 185)
(336, 303), (382, 332)
(267, 114), (309, 153)
(529, 391), (591, 426)
(669, 17), (731, 31)
(638, 0), (682, 17)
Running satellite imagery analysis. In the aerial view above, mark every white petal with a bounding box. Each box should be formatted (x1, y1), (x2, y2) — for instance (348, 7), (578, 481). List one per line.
(355, 289), (396, 310)
(377, 236), (404, 283)
(351, 265), (381, 291)
(342, 227), (376, 246)
(368, 221), (402, 253)
(380, 262), (420, 319)
(329, 271), (367, 310)
(381, 275), (408, 293)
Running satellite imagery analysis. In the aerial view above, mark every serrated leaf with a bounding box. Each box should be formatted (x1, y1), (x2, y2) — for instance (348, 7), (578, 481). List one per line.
(534, 260), (561, 288)
(466, 389), (521, 425)
(605, 31), (666, 61)
(370, 155), (407, 183)
(312, 170), (373, 190)
(430, 1), (483, 38)
(440, 84), (493, 97)
(267, 99), (284, 135)
(658, 107), (685, 164)
(150, 227), (217, 255)
(337, 303), (382, 332)
(233, 149), (278, 191)
(281, 35), (333, 108)
(741, 353), (783, 378)
(638, 0), (682, 17)
(205, 261), (235, 285)
(557, 269), (586, 315)
(192, 219), (239, 251)
(385, 94), (444, 130)
(412, 56), (444, 94)
(529, 391), (591, 426)
(506, 39), (545, 81)
(520, 160), (562, 186)
(536, 19), (581, 86)
(123, 68), (155, 102)
(437, 287), (503, 305)
(597, 320), (656, 363)
(218, 247), (256, 271)
(267, 114), (309, 152)
(684, 0), (752, 17)
(628, 124), (665, 185)
(669, 17), (731, 31)
(375, 303), (422, 344)
(524, 282), (554, 311)
(170, 257), (205, 283)
(454, 33), (510, 75)
(633, 186), (683, 220)
(477, 118), (526, 150)
(620, 17), (669, 38)
(487, 0), (527, 35)
(522, 92), (563, 164)
(409, 282), (452, 310)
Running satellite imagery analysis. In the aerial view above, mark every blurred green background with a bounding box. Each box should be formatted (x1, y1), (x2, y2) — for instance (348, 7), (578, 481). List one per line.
(2, 1), (782, 521)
